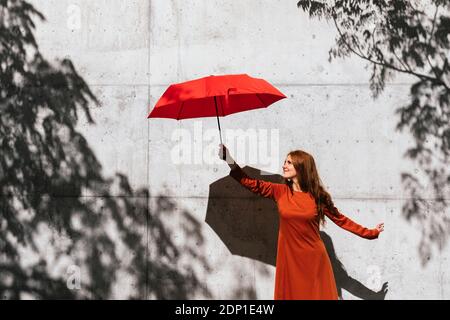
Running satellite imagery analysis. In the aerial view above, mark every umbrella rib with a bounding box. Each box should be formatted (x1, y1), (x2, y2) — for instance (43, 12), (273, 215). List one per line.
(219, 95), (225, 115)
(256, 93), (266, 106)
(176, 102), (184, 120)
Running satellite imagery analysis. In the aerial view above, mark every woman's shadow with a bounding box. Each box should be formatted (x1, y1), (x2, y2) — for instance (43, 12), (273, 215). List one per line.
(320, 231), (389, 300)
(206, 165), (388, 299)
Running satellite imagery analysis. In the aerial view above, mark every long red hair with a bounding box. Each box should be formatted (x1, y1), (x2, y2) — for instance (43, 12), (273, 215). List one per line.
(282, 150), (339, 225)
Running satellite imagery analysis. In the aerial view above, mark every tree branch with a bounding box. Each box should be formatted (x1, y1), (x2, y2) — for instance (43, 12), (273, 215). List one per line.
(424, 5), (450, 89)
(332, 14), (449, 90)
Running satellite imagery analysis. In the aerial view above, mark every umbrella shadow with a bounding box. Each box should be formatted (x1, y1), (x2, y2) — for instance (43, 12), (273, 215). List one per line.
(206, 166), (281, 266)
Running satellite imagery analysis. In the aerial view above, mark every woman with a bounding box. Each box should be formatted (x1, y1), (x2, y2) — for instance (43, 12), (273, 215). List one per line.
(218, 144), (384, 300)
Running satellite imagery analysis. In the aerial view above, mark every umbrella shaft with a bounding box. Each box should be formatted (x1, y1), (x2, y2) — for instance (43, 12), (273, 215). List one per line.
(214, 96), (223, 145)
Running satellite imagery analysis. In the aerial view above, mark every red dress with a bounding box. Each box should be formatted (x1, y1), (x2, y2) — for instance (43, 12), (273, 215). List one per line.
(230, 166), (380, 300)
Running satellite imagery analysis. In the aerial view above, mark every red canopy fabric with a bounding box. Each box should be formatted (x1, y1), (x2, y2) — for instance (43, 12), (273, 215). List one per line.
(147, 74), (286, 120)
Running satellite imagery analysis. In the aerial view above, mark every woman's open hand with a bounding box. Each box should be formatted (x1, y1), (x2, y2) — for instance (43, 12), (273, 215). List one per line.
(375, 223), (384, 233)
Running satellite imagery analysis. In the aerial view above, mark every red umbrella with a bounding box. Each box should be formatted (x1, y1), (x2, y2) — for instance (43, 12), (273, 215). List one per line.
(147, 74), (286, 159)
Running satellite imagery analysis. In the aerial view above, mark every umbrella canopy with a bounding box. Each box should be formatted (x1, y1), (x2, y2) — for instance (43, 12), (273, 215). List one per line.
(147, 74), (286, 120)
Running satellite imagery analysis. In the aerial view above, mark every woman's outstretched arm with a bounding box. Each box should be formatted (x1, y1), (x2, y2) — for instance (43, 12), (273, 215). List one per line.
(324, 206), (384, 239)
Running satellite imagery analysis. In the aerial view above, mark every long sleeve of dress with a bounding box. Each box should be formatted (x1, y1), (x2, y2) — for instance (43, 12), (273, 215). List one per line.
(229, 166), (284, 202)
(324, 206), (380, 239)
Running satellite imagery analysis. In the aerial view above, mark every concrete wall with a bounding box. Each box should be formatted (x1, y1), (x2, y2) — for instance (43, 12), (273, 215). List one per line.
(12, 0), (449, 299)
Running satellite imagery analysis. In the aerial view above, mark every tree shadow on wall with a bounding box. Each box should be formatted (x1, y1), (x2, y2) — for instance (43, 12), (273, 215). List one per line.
(206, 166), (387, 299)
(0, 0), (212, 299)
(297, 0), (450, 266)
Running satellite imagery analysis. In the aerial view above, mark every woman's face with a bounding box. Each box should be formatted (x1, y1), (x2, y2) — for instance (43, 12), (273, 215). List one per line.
(282, 154), (297, 179)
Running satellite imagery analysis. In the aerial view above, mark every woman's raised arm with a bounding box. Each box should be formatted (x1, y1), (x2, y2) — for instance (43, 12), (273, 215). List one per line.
(218, 144), (284, 201)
